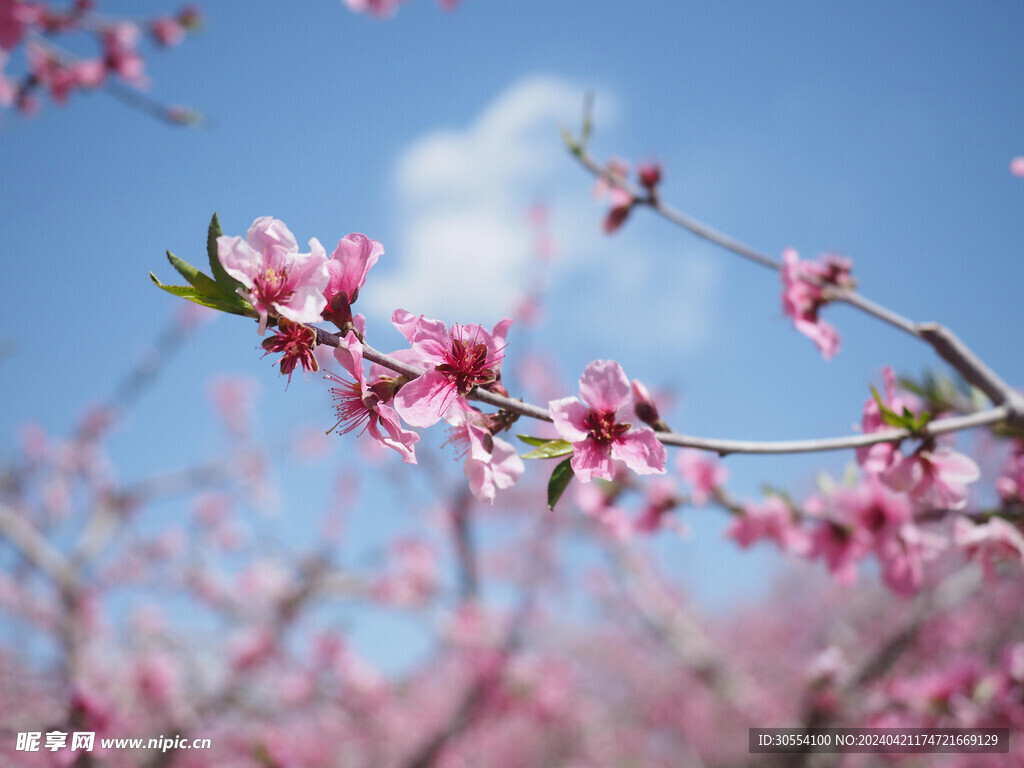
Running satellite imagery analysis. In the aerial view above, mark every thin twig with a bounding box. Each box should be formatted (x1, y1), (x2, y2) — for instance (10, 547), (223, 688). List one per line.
(568, 133), (1023, 427)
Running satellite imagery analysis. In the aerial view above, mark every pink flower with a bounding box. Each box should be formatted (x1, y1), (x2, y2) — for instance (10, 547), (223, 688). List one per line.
(876, 523), (946, 596)
(856, 366), (919, 475)
(592, 158), (630, 199)
(602, 187), (634, 234)
(0, 0), (42, 50)
(322, 233), (383, 328)
(0, 50), (14, 107)
(343, 0), (406, 18)
(444, 400), (524, 503)
(102, 22), (146, 84)
(371, 538), (438, 606)
(808, 517), (869, 585)
(954, 516), (1024, 581)
(727, 496), (811, 555)
(633, 478), (678, 534)
(134, 653), (180, 707)
(637, 161), (662, 191)
(1011, 157), (1024, 178)
(883, 444), (980, 510)
(26, 45), (75, 103)
(996, 440), (1024, 505)
(326, 331), (419, 464)
(217, 217), (330, 334)
(840, 476), (914, 537)
(150, 16), (185, 47)
(261, 318), (319, 386)
(677, 449), (727, 506)
(391, 310), (512, 428)
(630, 378), (666, 430)
(592, 158), (635, 234)
(549, 360), (667, 482)
(780, 248), (853, 360)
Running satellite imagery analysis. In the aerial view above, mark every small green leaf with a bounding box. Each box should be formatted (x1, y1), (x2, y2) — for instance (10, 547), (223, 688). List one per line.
(560, 125), (578, 153)
(207, 213), (232, 286)
(909, 410), (933, 433)
(161, 249), (253, 315)
(521, 439), (573, 460)
(879, 410), (911, 429)
(518, 435), (551, 447)
(206, 213), (246, 295)
(167, 250), (221, 294)
(149, 272), (255, 317)
(871, 385), (913, 429)
(547, 458), (574, 510)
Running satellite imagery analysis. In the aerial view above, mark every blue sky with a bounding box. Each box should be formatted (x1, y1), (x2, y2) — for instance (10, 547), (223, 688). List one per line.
(3, 0), (1024, 670)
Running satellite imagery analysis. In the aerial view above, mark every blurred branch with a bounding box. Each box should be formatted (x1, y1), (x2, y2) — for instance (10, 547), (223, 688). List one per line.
(399, 511), (556, 768)
(450, 487), (479, 601)
(607, 539), (756, 716)
(788, 565), (984, 768)
(0, 502), (78, 595)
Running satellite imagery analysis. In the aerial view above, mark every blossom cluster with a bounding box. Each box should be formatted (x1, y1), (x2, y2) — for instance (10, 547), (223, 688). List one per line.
(591, 156), (663, 234)
(153, 212), (1023, 598)
(207, 217), (674, 506)
(0, 0), (200, 117)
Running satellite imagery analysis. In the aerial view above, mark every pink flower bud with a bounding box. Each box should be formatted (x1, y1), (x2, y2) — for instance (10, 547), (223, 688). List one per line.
(637, 161), (662, 190)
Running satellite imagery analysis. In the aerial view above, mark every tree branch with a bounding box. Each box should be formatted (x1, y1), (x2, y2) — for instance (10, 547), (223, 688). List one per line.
(567, 135), (1023, 428)
(313, 326), (1011, 456)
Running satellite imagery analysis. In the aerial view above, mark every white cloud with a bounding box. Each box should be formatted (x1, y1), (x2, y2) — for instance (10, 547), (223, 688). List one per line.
(370, 75), (611, 324)
(370, 74), (719, 355)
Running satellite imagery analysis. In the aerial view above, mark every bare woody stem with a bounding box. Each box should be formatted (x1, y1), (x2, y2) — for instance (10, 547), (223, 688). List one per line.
(568, 137), (1024, 430)
(312, 327), (1011, 456)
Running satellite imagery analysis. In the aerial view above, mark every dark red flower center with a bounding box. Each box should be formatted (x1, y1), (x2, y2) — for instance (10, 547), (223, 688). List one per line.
(861, 504), (887, 533)
(436, 336), (496, 395)
(584, 409), (630, 447)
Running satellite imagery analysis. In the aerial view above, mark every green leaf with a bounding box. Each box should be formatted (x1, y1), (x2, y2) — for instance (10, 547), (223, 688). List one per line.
(162, 250), (253, 315)
(517, 435), (551, 447)
(167, 250), (221, 294)
(521, 439), (573, 460)
(149, 272), (255, 317)
(872, 385), (912, 429)
(206, 212), (238, 289)
(547, 458), (574, 511)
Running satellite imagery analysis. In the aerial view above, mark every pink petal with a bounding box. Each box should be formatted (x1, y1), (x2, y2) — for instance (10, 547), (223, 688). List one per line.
(489, 318), (514, 359)
(393, 371), (458, 428)
(391, 309), (449, 362)
(245, 217), (298, 255)
(611, 428), (667, 476)
(369, 404), (419, 464)
(275, 242), (329, 324)
(927, 447), (981, 485)
(578, 360), (631, 412)
(548, 397), (590, 442)
(216, 235), (258, 288)
(794, 317), (841, 360)
(464, 455), (497, 503)
(489, 437), (525, 490)
(326, 233), (384, 303)
(884, 454), (923, 494)
(570, 438), (614, 483)
(333, 332), (365, 383)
